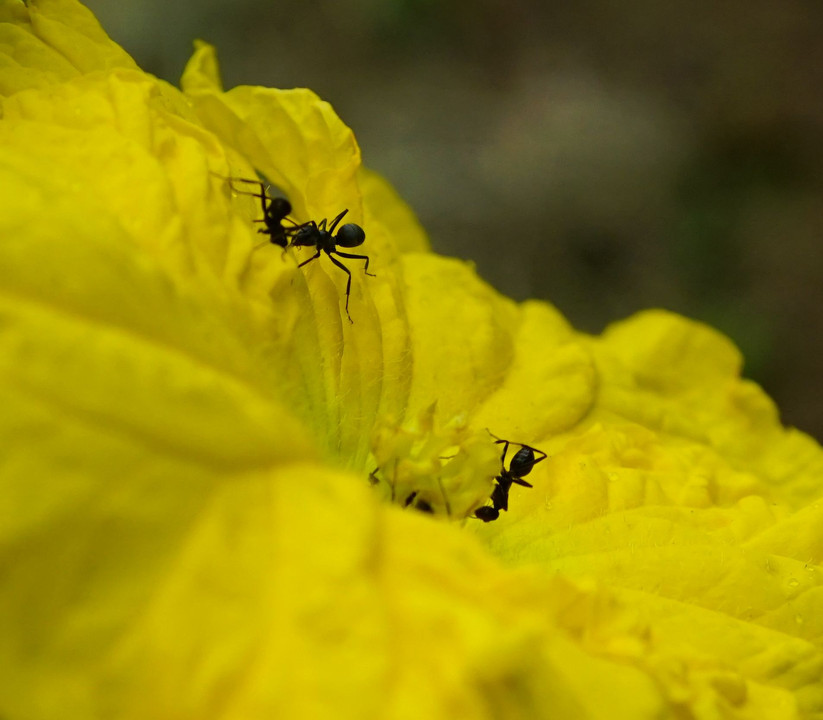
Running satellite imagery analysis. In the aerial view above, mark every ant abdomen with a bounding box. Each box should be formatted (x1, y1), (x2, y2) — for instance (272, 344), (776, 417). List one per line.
(509, 447), (538, 481)
(335, 223), (366, 248)
(267, 197), (292, 217)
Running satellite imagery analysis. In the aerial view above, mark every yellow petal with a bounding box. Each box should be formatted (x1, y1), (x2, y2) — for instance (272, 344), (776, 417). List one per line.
(181, 43), (428, 263)
(0, 0), (136, 96)
(4, 3), (822, 718)
(183, 51), (362, 225)
(181, 46), (429, 464)
(474, 299), (597, 440)
(593, 310), (823, 508)
(473, 310), (823, 717)
(0, 152), (316, 458)
(398, 252), (517, 422)
(179, 38), (224, 94)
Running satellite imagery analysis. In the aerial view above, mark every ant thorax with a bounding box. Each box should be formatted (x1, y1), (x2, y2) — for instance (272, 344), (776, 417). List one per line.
(290, 223), (324, 248)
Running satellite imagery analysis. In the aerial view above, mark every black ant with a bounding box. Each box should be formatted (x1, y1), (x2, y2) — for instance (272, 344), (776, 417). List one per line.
(369, 467), (438, 516)
(289, 209), (374, 323)
(474, 434), (546, 522)
(216, 175), (304, 248)
(404, 491), (434, 514)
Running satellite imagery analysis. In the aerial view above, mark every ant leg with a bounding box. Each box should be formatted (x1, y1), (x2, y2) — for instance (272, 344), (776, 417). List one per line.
(229, 187), (267, 202)
(228, 176), (266, 192)
(283, 217), (309, 234)
(327, 254), (355, 323)
(256, 184), (269, 218)
(488, 430), (546, 462)
(219, 179), (274, 219)
(221, 176), (264, 187)
(489, 432), (545, 468)
(251, 238), (272, 253)
(297, 248), (322, 268)
(327, 209), (349, 233)
(532, 447), (548, 463)
(496, 439), (511, 469)
(335, 251), (376, 277)
(224, 176), (271, 218)
(217, 175), (268, 200)
(505, 440), (548, 468)
(510, 476), (533, 488)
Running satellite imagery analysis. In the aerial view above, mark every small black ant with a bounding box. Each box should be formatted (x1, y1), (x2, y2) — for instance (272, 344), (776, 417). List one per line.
(474, 434), (546, 522)
(404, 491), (434, 514)
(216, 175), (304, 248)
(369, 467), (437, 516)
(289, 209), (374, 323)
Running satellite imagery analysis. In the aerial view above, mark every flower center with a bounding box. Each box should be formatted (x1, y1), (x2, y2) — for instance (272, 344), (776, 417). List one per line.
(369, 404), (500, 519)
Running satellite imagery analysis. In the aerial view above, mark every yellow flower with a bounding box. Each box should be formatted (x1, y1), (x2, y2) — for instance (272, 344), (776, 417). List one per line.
(0, 1), (821, 718)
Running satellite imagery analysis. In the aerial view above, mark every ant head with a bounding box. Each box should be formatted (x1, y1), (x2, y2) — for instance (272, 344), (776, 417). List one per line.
(335, 223), (366, 248)
(268, 197), (292, 218)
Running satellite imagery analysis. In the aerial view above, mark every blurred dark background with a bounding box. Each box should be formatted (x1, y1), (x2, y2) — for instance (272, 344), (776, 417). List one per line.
(85, 0), (823, 440)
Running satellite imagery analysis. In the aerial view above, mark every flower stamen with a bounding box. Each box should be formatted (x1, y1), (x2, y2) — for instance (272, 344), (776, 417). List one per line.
(369, 403), (501, 519)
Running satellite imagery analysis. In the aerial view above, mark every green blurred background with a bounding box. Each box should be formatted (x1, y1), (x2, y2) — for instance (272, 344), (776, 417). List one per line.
(85, 0), (823, 440)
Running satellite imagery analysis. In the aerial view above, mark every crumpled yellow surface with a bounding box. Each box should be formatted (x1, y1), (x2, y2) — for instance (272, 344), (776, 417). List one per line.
(0, 1), (820, 718)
